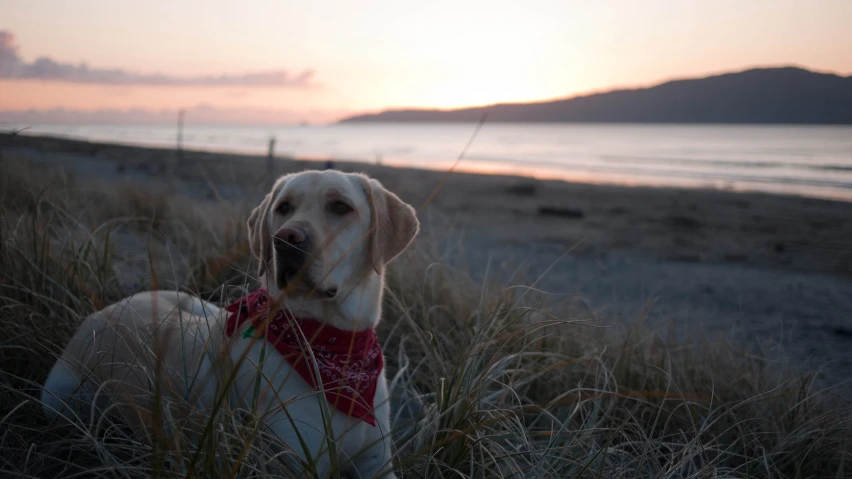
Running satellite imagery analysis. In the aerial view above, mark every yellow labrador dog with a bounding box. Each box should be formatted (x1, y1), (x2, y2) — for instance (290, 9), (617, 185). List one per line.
(41, 170), (419, 478)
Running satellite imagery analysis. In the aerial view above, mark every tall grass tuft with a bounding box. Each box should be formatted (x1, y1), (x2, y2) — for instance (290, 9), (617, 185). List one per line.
(0, 157), (849, 478)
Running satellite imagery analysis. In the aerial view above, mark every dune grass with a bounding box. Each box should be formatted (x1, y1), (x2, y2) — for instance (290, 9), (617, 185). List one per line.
(0, 156), (850, 478)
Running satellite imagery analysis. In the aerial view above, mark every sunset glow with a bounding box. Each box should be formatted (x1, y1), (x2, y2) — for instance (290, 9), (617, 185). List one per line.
(2, 0), (852, 124)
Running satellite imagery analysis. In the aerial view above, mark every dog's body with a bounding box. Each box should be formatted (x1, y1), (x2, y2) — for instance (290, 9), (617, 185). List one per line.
(41, 170), (419, 478)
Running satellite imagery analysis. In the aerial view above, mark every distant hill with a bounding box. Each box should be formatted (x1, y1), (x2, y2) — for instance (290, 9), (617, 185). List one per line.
(339, 67), (852, 124)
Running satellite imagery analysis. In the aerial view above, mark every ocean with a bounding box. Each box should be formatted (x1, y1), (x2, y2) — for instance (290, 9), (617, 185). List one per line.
(7, 122), (852, 201)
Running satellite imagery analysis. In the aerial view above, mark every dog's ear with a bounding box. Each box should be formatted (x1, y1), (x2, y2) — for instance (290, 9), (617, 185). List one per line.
(358, 175), (419, 274)
(247, 177), (287, 277)
(247, 192), (273, 277)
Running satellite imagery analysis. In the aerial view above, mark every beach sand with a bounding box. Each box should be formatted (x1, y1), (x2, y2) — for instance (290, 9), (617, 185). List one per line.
(3, 132), (852, 390)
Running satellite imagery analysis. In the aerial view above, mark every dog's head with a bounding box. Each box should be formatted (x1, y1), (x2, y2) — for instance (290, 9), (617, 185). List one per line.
(247, 170), (419, 302)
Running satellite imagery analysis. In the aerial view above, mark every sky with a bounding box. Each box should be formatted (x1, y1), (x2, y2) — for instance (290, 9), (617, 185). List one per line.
(1, 0), (851, 124)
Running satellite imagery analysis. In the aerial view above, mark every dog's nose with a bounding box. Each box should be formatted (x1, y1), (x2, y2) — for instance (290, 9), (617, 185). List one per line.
(273, 226), (308, 250)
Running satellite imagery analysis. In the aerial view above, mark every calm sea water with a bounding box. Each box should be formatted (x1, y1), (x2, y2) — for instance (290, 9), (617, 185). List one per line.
(8, 123), (852, 200)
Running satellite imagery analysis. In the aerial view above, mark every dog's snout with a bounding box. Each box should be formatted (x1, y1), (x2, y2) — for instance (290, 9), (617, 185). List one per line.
(273, 226), (310, 287)
(274, 226), (308, 250)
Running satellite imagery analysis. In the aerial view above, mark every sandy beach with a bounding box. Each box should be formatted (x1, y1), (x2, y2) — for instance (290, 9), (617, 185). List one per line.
(3, 131), (852, 391)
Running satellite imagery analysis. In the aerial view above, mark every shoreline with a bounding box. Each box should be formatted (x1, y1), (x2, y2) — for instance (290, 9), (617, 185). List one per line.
(5, 125), (852, 203)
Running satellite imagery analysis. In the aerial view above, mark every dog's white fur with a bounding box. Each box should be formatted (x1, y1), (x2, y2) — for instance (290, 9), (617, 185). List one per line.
(40, 170), (419, 478)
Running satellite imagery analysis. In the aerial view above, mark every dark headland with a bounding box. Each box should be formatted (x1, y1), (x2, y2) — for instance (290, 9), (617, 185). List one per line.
(339, 67), (852, 124)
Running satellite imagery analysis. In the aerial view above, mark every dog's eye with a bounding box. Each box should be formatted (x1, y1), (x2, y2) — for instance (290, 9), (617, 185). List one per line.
(328, 200), (353, 216)
(276, 201), (292, 216)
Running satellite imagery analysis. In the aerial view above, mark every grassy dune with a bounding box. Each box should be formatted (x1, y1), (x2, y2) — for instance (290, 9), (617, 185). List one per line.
(0, 156), (850, 478)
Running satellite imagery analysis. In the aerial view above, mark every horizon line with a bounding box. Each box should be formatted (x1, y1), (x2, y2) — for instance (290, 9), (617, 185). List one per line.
(2, 63), (850, 125)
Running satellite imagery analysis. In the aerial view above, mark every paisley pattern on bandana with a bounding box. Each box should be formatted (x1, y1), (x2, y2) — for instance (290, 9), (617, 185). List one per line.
(224, 288), (383, 426)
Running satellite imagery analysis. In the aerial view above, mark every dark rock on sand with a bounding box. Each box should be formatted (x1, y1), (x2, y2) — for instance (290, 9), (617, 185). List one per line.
(665, 215), (702, 230)
(538, 206), (584, 218)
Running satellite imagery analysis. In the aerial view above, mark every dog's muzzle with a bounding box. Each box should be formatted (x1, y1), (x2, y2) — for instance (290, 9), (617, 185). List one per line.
(272, 227), (337, 298)
(273, 226), (309, 284)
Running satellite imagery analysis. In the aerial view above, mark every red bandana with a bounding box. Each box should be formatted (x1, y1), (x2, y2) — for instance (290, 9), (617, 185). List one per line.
(224, 288), (384, 426)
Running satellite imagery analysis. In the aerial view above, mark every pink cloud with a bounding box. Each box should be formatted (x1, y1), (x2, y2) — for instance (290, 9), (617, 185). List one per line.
(0, 31), (316, 88)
